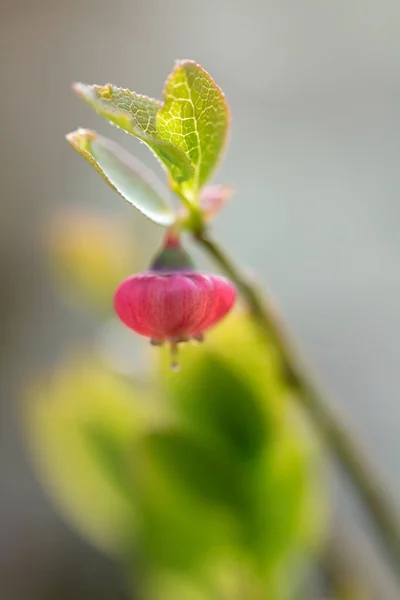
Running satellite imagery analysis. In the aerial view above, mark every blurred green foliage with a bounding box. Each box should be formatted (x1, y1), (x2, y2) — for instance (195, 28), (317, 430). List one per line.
(26, 363), (145, 554)
(46, 208), (139, 314)
(25, 208), (327, 599)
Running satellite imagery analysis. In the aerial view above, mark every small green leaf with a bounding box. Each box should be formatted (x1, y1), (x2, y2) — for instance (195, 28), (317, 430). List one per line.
(73, 83), (194, 184)
(66, 129), (175, 226)
(157, 61), (230, 198)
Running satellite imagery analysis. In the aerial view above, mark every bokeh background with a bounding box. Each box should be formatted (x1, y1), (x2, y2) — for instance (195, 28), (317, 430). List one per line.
(1, 0), (400, 598)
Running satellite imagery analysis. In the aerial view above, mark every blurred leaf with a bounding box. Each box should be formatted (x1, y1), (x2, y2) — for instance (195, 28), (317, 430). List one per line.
(157, 313), (326, 573)
(142, 546), (298, 600)
(143, 427), (247, 512)
(157, 61), (230, 199)
(24, 360), (147, 556)
(132, 425), (244, 573)
(235, 400), (326, 573)
(66, 129), (176, 226)
(159, 313), (285, 460)
(73, 83), (194, 184)
(24, 313), (326, 597)
(196, 313), (286, 405)
(143, 571), (214, 600)
(47, 208), (138, 314)
(246, 429), (317, 567)
(165, 351), (269, 462)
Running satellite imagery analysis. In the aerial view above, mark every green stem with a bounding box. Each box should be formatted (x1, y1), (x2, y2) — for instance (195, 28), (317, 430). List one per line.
(195, 231), (400, 579)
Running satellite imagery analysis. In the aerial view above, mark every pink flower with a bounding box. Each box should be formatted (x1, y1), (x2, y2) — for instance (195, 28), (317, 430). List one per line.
(113, 231), (236, 369)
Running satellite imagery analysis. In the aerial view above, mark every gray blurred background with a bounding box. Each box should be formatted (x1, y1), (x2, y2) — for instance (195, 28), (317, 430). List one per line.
(1, 0), (400, 598)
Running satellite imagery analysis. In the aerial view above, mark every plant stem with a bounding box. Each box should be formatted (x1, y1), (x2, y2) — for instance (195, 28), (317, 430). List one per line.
(321, 543), (370, 600)
(195, 231), (400, 578)
(321, 520), (399, 600)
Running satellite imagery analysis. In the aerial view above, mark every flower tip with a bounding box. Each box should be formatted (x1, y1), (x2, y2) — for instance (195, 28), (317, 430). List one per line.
(170, 342), (180, 371)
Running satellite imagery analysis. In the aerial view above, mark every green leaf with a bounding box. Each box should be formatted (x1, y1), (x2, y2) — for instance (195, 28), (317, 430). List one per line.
(66, 129), (176, 226)
(133, 426), (244, 572)
(164, 351), (270, 463)
(73, 83), (194, 184)
(24, 360), (147, 556)
(159, 314), (285, 458)
(157, 61), (230, 198)
(144, 572), (215, 600)
(157, 314), (326, 569)
(143, 428), (247, 513)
